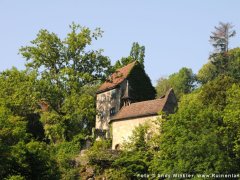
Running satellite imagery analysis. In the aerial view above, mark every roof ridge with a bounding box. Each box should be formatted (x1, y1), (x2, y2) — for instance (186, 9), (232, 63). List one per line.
(110, 88), (175, 121)
(115, 60), (137, 71)
(97, 61), (138, 93)
(130, 98), (164, 105)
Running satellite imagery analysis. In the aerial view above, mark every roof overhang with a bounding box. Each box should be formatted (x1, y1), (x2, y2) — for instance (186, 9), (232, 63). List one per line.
(109, 113), (160, 123)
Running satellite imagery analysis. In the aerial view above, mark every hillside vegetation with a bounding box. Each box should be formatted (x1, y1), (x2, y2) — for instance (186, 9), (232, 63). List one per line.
(0, 22), (240, 179)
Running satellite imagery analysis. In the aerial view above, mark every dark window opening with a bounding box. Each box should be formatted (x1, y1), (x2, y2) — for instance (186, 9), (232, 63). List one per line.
(111, 89), (117, 99)
(110, 107), (116, 116)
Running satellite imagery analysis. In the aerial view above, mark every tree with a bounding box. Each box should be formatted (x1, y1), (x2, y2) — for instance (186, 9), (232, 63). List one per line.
(130, 42), (145, 67)
(156, 67), (196, 99)
(197, 62), (217, 84)
(151, 74), (240, 175)
(15, 23), (113, 179)
(109, 123), (153, 179)
(155, 77), (172, 98)
(0, 68), (59, 179)
(20, 23), (112, 143)
(200, 48), (240, 85)
(223, 84), (240, 161)
(114, 42), (145, 69)
(150, 91), (235, 175)
(210, 22), (236, 53)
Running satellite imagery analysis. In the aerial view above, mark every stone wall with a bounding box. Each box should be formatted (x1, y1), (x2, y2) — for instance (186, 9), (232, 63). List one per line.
(95, 80), (127, 131)
(111, 115), (160, 149)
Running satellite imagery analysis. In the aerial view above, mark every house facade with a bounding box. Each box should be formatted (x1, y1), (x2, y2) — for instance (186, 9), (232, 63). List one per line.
(95, 61), (177, 149)
(110, 88), (177, 149)
(95, 61), (156, 135)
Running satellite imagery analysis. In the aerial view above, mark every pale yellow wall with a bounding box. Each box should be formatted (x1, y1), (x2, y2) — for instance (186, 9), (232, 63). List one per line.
(111, 115), (160, 149)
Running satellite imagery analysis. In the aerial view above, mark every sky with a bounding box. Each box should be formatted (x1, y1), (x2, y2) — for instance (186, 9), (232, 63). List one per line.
(0, 0), (240, 84)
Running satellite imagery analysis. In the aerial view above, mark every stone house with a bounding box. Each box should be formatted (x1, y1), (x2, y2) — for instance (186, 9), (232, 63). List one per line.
(95, 61), (177, 149)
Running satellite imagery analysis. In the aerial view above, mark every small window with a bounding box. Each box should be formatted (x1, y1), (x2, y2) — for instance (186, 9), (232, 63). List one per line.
(111, 89), (117, 99)
(110, 107), (116, 116)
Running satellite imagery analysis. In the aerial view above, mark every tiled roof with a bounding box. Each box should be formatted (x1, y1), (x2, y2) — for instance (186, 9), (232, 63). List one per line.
(110, 89), (176, 121)
(97, 61), (137, 93)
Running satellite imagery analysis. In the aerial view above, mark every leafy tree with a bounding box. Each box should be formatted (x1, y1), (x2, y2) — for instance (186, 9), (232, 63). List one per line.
(197, 62), (217, 84)
(223, 84), (240, 162)
(155, 77), (172, 98)
(156, 67), (196, 99)
(0, 68), (59, 179)
(20, 23), (112, 143)
(150, 92), (233, 175)
(199, 75), (235, 110)
(210, 22), (236, 53)
(0, 68), (38, 116)
(198, 48), (240, 85)
(52, 134), (85, 179)
(130, 42), (145, 66)
(225, 48), (240, 81)
(109, 124), (153, 179)
(114, 42), (145, 69)
(151, 75), (240, 175)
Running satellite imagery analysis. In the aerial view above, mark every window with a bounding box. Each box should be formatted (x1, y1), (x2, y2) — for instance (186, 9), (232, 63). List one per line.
(110, 107), (116, 116)
(111, 89), (117, 99)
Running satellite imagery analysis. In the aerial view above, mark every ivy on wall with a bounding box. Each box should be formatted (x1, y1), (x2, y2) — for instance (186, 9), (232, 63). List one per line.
(127, 62), (156, 102)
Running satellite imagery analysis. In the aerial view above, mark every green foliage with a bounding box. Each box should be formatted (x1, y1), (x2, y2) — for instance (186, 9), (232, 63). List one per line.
(151, 73), (240, 175)
(19, 23), (112, 144)
(155, 77), (172, 98)
(86, 139), (118, 175)
(197, 62), (217, 84)
(151, 92), (230, 174)
(130, 42), (145, 66)
(197, 48), (240, 86)
(108, 124), (153, 179)
(0, 68), (38, 116)
(87, 139), (113, 164)
(52, 135), (84, 179)
(0, 68), (56, 179)
(156, 67), (196, 99)
(128, 62), (156, 101)
(5, 175), (26, 180)
(0, 23), (112, 179)
(224, 48), (240, 80)
(223, 84), (240, 161)
(199, 75), (235, 110)
(1, 22), (240, 179)
(20, 23), (111, 91)
(114, 42), (145, 69)
(104, 168), (128, 180)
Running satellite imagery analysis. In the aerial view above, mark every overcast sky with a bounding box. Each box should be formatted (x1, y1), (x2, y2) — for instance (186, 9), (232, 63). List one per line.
(0, 0), (240, 84)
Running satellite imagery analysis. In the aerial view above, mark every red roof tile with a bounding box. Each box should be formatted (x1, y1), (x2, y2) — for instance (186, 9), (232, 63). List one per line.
(110, 99), (165, 121)
(97, 61), (137, 93)
(110, 88), (176, 121)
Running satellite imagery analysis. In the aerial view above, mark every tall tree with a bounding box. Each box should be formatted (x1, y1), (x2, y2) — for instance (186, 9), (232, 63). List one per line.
(130, 42), (145, 66)
(114, 42), (145, 69)
(210, 22), (236, 53)
(20, 23), (112, 143)
(151, 76), (240, 175)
